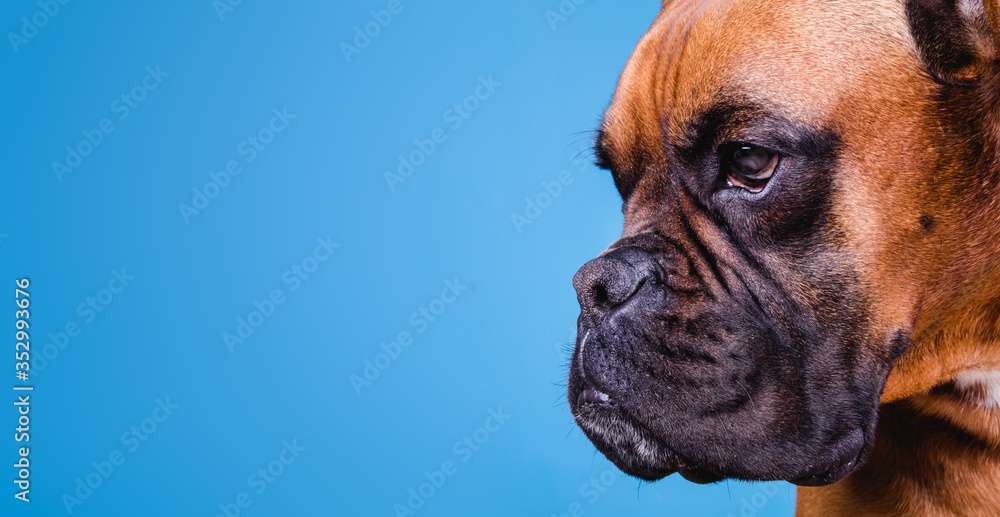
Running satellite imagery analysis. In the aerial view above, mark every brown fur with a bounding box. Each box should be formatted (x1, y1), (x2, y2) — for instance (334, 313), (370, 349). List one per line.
(599, 0), (1000, 513)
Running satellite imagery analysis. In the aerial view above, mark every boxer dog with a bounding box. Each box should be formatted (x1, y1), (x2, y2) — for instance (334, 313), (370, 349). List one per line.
(567, 0), (1000, 514)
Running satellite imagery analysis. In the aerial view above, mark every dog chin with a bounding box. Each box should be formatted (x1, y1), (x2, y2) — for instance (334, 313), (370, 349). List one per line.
(572, 399), (686, 482)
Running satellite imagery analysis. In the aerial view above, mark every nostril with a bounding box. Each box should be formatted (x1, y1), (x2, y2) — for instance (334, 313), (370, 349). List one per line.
(592, 285), (609, 306)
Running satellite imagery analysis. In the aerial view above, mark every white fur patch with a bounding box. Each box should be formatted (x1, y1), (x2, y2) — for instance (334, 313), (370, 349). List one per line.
(953, 370), (1000, 408)
(957, 0), (984, 19)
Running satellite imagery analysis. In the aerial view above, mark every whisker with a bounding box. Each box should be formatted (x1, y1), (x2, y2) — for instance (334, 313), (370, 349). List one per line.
(736, 381), (766, 437)
(715, 411), (734, 444)
(908, 343), (945, 369)
(570, 148), (597, 165)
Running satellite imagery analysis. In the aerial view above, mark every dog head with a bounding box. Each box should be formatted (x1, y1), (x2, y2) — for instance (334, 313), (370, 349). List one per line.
(568, 0), (1000, 486)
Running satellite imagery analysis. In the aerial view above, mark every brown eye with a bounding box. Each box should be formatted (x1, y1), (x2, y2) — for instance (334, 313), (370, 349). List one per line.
(724, 145), (779, 193)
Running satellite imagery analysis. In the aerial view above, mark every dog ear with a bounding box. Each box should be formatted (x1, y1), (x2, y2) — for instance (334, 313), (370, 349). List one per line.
(906, 0), (1000, 83)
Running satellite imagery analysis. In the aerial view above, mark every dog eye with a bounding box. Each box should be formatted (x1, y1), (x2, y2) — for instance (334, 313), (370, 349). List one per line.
(722, 144), (779, 193)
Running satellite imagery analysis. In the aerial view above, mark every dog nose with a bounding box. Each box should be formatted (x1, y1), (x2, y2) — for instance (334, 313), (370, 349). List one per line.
(573, 247), (656, 325)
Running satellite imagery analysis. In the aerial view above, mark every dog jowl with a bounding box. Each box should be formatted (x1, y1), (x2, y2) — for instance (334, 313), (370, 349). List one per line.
(567, 0), (1000, 489)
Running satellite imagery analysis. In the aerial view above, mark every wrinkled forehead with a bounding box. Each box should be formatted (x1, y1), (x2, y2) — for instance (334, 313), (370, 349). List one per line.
(601, 0), (916, 150)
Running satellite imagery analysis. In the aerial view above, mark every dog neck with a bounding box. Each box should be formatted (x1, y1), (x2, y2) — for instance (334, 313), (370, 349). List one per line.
(796, 398), (1000, 516)
(866, 331), (1000, 515)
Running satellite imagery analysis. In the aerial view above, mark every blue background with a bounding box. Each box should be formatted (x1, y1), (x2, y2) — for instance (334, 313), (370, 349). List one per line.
(1, 1), (795, 516)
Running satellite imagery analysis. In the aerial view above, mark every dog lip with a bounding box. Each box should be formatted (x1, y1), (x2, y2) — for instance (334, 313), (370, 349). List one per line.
(788, 429), (866, 486)
(788, 458), (858, 486)
(572, 343), (730, 484)
(570, 330), (869, 485)
(577, 387), (612, 407)
(571, 381), (681, 481)
(573, 378), (868, 485)
(677, 466), (725, 484)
